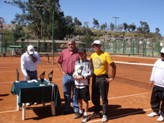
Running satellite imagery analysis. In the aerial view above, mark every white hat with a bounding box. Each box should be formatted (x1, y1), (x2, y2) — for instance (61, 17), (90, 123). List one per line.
(161, 47), (164, 53)
(92, 40), (102, 46)
(27, 45), (35, 55)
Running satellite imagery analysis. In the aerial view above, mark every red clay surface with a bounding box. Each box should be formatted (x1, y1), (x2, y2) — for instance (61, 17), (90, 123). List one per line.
(0, 55), (159, 123)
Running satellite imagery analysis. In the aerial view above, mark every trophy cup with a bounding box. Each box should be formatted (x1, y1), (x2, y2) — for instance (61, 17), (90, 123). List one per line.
(39, 71), (45, 86)
(16, 68), (19, 82)
(48, 70), (53, 85)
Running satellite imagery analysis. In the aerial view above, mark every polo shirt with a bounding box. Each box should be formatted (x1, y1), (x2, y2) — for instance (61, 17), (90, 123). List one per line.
(58, 48), (79, 75)
(91, 51), (113, 76)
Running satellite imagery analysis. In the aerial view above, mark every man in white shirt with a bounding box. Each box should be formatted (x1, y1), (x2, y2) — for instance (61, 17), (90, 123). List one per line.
(21, 44), (41, 80)
(147, 47), (164, 122)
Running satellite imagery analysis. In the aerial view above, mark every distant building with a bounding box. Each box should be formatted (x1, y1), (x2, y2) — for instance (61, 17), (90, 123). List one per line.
(16, 39), (86, 52)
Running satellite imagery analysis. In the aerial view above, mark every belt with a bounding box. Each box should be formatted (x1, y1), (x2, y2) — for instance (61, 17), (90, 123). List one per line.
(66, 73), (72, 76)
(26, 70), (37, 73)
(93, 74), (108, 78)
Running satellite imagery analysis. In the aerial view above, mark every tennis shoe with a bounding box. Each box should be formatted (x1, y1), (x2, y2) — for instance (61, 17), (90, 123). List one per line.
(157, 115), (164, 122)
(74, 112), (83, 119)
(82, 116), (89, 123)
(147, 112), (158, 117)
(102, 115), (108, 122)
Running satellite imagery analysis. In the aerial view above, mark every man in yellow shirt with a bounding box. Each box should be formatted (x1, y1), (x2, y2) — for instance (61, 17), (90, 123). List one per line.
(90, 40), (116, 122)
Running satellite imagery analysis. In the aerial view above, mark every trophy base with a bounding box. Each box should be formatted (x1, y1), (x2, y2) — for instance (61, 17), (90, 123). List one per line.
(48, 82), (53, 85)
(39, 84), (45, 86)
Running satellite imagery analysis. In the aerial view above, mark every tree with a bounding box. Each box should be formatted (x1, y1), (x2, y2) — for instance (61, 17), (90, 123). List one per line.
(155, 27), (162, 39)
(109, 22), (114, 32)
(123, 23), (128, 32)
(93, 18), (99, 29)
(137, 21), (150, 34)
(100, 22), (107, 30)
(74, 17), (82, 27)
(4, 0), (69, 40)
(128, 23), (136, 32)
(64, 16), (75, 38)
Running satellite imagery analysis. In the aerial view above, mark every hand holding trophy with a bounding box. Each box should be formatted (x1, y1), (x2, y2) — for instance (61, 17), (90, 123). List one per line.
(39, 71), (45, 86)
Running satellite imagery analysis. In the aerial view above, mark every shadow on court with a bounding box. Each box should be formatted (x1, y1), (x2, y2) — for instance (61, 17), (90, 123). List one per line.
(25, 104), (64, 120)
(88, 104), (146, 119)
(0, 94), (9, 96)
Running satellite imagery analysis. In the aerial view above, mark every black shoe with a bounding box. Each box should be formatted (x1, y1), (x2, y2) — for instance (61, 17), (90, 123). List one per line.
(88, 112), (102, 119)
(74, 112), (83, 119)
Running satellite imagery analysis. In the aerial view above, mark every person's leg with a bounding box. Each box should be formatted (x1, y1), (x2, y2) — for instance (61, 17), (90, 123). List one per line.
(82, 87), (89, 122)
(159, 89), (164, 117)
(98, 77), (109, 116)
(92, 77), (101, 113)
(71, 77), (79, 113)
(151, 86), (161, 113)
(62, 75), (72, 113)
(78, 99), (82, 111)
(26, 70), (37, 80)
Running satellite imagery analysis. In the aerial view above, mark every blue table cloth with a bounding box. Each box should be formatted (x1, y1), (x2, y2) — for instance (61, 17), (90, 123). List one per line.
(11, 80), (61, 107)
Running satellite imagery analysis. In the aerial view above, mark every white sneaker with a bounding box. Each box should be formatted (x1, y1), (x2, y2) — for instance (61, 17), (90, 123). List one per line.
(102, 115), (108, 122)
(157, 115), (164, 122)
(147, 112), (158, 117)
(82, 116), (89, 123)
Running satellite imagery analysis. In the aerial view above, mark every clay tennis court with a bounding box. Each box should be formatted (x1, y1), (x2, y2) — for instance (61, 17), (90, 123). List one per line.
(0, 55), (159, 123)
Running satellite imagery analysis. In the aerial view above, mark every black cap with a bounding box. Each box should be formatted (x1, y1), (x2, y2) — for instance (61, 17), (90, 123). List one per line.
(78, 48), (86, 53)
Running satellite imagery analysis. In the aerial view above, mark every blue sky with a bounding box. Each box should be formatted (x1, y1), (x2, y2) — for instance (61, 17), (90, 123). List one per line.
(0, 0), (164, 36)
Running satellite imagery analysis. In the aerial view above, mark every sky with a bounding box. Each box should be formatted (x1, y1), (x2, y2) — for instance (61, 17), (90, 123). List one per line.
(0, 0), (164, 36)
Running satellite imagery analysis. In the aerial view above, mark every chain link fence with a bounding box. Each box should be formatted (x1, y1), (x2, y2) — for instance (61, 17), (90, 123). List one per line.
(0, 38), (163, 58)
(101, 39), (162, 58)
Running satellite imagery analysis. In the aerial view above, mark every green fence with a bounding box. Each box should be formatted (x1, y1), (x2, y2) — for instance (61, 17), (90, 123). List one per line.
(102, 39), (162, 58)
(0, 38), (163, 58)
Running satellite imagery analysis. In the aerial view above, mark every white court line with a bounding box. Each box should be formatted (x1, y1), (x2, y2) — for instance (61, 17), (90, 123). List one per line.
(0, 110), (17, 114)
(87, 92), (151, 103)
(108, 92), (151, 100)
(115, 61), (153, 66)
(0, 81), (14, 84)
(0, 92), (151, 115)
(87, 108), (152, 123)
(87, 92), (151, 123)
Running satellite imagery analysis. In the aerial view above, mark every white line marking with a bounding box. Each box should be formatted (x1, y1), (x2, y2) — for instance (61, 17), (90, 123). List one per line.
(87, 92), (151, 103)
(0, 110), (17, 114)
(115, 61), (153, 66)
(87, 108), (152, 123)
(0, 81), (14, 84)
(108, 92), (151, 100)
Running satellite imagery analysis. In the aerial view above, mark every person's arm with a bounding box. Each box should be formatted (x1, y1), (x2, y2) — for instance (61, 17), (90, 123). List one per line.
(57, 52), (66, 75)
(31, 52), (40, 63)
(20, 55), (29, 80)
(107, 62), (116, 82)
(149, 63), (156, 87)
(58, 63), (66, 75)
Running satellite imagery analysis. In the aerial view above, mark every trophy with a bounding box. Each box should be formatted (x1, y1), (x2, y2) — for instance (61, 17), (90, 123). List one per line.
(48, 70), (53, 85)
(39, 71), (45, 86)
(16, 68), (19, 82)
